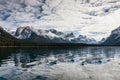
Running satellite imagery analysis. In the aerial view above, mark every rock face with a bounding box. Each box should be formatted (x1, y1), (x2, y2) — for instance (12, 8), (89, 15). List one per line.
(103, 26), (120, 45)
(13, 26), (96, 44)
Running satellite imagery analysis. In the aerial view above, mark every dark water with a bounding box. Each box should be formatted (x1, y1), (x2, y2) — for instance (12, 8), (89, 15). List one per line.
(0, 47), (120, 80)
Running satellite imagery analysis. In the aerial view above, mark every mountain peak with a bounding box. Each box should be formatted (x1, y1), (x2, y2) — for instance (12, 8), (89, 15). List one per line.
(15, 26), (34, 39)
(18, 26), (34, 30)
(65, 32), (75, 38)
(49, 29), (64, 36)
(103, 26), (120, 45)
(112, 26), (120, 34)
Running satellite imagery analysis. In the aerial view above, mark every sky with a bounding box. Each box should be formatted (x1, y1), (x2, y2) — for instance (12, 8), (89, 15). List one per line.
(0, 0), (120, 41)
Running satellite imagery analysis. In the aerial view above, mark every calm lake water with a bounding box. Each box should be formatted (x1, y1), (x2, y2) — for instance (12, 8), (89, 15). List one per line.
(0, 47), (120, 80)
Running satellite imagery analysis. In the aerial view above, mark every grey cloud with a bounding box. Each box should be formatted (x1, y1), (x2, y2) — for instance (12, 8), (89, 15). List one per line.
(0, 0), (53, 22)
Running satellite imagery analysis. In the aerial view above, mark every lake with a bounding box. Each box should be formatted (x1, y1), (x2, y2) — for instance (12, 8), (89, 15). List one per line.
(0, 47), (120, 80)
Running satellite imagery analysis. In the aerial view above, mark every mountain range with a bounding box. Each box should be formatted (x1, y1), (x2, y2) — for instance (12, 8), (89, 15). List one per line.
(1, 26), (120, 46)
(10, 26), (96, 44)
(0, 26), (94, 46)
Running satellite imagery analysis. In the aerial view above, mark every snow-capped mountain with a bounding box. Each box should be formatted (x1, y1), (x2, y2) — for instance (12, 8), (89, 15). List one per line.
(0, 0), (120, 41)
(72, 35), (97, 44)
(13, 26), (69, 43)
(64, 32), (76, 41)
(103, 26), (120, 45)
(13, 26), (96, 44)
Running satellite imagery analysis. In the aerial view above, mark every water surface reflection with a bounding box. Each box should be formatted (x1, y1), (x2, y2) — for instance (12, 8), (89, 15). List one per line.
(0, 47), (120, 80)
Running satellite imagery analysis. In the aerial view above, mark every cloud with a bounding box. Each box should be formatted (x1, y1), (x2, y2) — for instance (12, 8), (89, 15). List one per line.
(0, 0), (120, 41)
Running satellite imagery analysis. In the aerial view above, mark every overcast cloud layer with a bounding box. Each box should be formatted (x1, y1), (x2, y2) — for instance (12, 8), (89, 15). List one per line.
(0, 0), (120, 41)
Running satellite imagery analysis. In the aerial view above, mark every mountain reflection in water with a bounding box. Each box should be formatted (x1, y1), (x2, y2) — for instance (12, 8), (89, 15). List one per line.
(0, 47), (120, 80)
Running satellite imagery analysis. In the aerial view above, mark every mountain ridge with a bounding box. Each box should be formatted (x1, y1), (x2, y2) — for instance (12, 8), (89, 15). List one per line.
(2, 25), (120, 46)
(0, 26), (90, 47)
(11, 26), (97, 44)
(103, 26), (120, 45)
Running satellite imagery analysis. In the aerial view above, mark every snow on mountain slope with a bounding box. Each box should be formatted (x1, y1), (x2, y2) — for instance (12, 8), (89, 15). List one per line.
(64, 32), (76, 41)
(13, 26), (96, 44)
(14, 26), (63, 40)
(0, 0), (120, 41)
